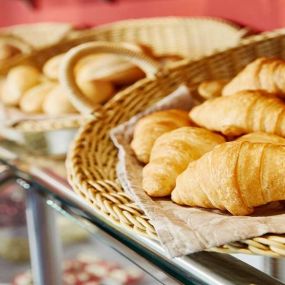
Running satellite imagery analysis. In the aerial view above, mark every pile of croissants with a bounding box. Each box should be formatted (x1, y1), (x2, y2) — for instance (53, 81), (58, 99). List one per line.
(131, 57), (285, 216)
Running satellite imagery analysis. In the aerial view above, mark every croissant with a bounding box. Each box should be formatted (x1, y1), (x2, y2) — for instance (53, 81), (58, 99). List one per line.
(237, 132), (285, 145)
(172, 141), (285, 215)
(189, 90), (285, 136)
(223, 57), (285, 96)
(143, 127), (225, 197)
(131, 109), (191, 164)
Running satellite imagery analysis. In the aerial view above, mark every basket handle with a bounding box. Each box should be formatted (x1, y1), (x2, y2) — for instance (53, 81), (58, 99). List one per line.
(59, 41), (161, 114)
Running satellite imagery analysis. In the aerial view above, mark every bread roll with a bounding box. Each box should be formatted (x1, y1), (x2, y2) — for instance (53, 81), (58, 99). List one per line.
(76, 54), (145, 85)
(43, 85), (77, 115)
(76, 79), (114, 105)
(2, 65), (41, 106)
(20, 82), (55, 113)
(43, 54), (64, 80)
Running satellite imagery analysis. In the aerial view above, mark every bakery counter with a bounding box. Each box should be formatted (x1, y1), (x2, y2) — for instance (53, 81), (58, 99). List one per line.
(0, 139), (283, 285)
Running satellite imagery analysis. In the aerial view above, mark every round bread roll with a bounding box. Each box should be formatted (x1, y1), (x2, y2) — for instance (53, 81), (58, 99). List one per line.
(43, 85), (77, 115)
(76, 54), (145, 85)
(0, 43), (21, 61)
(2, 65), (41, 106)
(42, 53), (64, 80)
(20, 82), (55, 113)
(76, 79), (115, 105)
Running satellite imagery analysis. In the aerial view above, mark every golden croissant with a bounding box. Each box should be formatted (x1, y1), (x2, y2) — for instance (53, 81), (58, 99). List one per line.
(223, 57), (285, 96)
(131, 109), (191, 164)
(172, 141), (285, 215)
(189, 90), (285, 136)
(143, 127), (225, 197)
(237, 132), (285, 145)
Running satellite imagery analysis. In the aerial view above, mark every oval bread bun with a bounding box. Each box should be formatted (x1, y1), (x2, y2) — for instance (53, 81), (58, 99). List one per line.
(2, 65), (41, 106)
(20, 82), (55, 114)
(43, 53), (64, 80)
(76, 54), (145, 85)
(43, 85), (77, 115)
(77, 79), (115, 105)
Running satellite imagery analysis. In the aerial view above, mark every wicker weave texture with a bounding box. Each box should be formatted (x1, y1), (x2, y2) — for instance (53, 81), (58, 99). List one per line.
(68, 29), (285, 257)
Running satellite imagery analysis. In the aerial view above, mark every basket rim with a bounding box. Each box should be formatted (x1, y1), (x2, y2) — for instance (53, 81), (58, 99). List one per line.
(95, 16), (245, 34)
(67, 27), (285, 257)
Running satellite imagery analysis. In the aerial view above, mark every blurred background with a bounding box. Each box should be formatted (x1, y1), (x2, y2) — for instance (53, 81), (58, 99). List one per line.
(0, 0), (284, 31)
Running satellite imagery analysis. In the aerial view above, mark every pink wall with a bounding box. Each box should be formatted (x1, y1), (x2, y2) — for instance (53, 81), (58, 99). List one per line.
(0, 0), (285, 31)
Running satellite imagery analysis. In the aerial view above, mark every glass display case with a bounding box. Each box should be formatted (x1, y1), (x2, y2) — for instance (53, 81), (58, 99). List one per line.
(0, 139), (284, 285)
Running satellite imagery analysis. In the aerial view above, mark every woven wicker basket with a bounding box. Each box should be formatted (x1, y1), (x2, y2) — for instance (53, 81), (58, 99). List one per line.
(1, 17), (244, 133)
(67, 28), (285, 257)
(74, 17), (246, 58)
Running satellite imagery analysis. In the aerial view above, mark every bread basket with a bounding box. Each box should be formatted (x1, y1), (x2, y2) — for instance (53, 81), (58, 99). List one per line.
(0, 17), (245, 156)
(67, 28), (285, 257)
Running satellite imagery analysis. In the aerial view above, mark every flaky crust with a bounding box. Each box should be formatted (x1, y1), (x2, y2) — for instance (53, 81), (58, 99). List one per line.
(142, 127), (225, 197)
(189, 90), (285, 136)
(237, 132), (285, 145)
(223, 57), (285, 96)
(131, 109), (191, 164)
(172, 141), (285, 215)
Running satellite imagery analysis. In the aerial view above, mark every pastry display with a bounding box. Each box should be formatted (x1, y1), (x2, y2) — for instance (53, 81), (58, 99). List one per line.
(198, 79), (228, 99)
(172, 141), (285, 215)
(130, 57), (285, 216)
(222, 57), (285, 96)
(143, 127), (225, 197)
(0, 42), (168, 118)
(189, 90), (285, 136)
(131, 109), (191, 164)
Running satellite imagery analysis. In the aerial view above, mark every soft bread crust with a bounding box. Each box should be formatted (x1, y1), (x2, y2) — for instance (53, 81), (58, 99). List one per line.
(20, 81), (55, 113)
(143, 127), (225, 197)
(43, 84), (77, 115)
(76, 54), (145, 85)
(76, 79), (114, 105)
(43, 54), (64, 80)
(131, 109), (191, 164)
(2, 65), (41, 106)
(172, 141), (285, 215)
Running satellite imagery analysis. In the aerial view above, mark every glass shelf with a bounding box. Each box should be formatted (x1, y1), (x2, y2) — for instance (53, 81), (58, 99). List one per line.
(0, 139), (284, 285)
